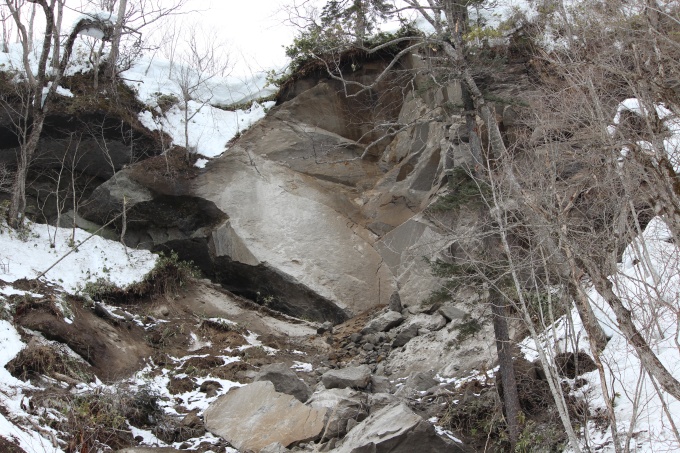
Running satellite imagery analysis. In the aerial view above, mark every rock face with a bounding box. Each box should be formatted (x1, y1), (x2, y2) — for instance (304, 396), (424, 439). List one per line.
(334, 403), (463, 453)
(322, 365), (372, 390)
(254, 362), (311, 402)
(79, 52), (507, 332)
(204, 381), (326, 452)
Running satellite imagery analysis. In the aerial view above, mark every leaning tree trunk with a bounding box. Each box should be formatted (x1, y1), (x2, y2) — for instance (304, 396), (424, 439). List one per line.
(584, 259), (680, 401)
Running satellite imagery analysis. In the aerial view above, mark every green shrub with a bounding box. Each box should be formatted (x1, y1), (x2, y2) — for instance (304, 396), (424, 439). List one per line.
(82, 278), (122, 301)
(280, 22), (421, 85)
(129, 250), (200, 297)
(81, 251), (200, 304)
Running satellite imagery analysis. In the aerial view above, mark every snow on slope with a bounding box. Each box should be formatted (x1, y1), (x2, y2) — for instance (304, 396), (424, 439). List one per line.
(0, 221), (158, 452)
(0, 221), (156, 294)
(0, 320), (63, 453)
(137, 98), (273, 159)
(125, 55), (275, 161)
(521, 216), (680, 452)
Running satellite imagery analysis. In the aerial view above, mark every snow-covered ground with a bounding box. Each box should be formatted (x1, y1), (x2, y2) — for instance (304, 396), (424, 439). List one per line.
(0, 36), (276, 165)
(0, 219), (271, 451)
(521, 216), (680, 452)
(0, 221), (157, 294)
(125, 54), (275, 161)
(0, 220), (159, 452)
(1, 2), (679, 451)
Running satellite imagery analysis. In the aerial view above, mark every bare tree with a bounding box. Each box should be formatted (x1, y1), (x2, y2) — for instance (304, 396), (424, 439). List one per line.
(2, 0), (113, 229)
(167, 24), (229, 155)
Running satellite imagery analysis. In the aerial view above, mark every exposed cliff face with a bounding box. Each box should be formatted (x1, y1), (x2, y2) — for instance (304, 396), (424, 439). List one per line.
(79, 54), (526, 327)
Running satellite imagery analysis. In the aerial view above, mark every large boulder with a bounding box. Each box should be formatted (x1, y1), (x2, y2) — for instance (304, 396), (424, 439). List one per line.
(254, 362), (311, 403)
(333, 403), (465, 453)
(307, 388), (369, 439)
(321, 365), (372, 390)
(204, 381), (326, 452)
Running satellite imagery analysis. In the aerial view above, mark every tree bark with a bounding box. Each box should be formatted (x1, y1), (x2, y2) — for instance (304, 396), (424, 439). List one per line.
(585, 260), (680, 401)
(490, 286), (522, 447)
(107, 0), (127, 80)
(8, 111), (46, 228)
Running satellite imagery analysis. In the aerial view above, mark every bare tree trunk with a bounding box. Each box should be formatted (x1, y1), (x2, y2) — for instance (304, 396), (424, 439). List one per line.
(51, 0), (63, 71)
(27, 2), (35, 52)
(107, 0), (127, 80)
(1, 10), (9, 53)
(8, 111), (46, 228)
(585, 260), (680, 401)
(490, 286), (522, 447)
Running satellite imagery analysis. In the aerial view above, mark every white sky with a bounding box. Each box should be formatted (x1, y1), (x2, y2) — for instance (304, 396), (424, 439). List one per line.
(180, 0), (304, 76)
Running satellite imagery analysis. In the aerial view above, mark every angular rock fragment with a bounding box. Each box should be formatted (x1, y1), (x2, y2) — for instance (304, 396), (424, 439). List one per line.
(321, 365), (372, 390)
(438, 303), (466, 322)
(204, 381), (326, 452)
(403, 313), (447, 332)
(391, 325), (419, 348)
(254, 362), (311, 402)
(334, 403), (464, 453)
(362, 311), (404, 335)
(308, 388), (369, 439)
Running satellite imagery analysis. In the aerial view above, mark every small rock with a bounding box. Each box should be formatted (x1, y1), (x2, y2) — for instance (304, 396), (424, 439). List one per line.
(362, 343), (375, 352)
(181, 411), (203, 429)
(199, 380), (223, 398)
(438, 303), (466, 322)
(321, 365), (372, 390)
(349, 333), (362, 343)
(392, 325), (419, 348)
(320, 437), (338, 451)
(370, 375), (391, 393)
(362, 311), (404, 335)
(346, 418), (359, 433)
(407, 371), (438, 392)
(405, 313), (447, 332)
(367, 393), (400, 413)
(362, 333), (378, 345)
(261, 442), (288, 453)
(388, 291), (402, 312)
(254, 363), (311, 403)
(151, 305), (170, 317)
(307, 388), (369, 438)
(317, 321), (333, 335)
